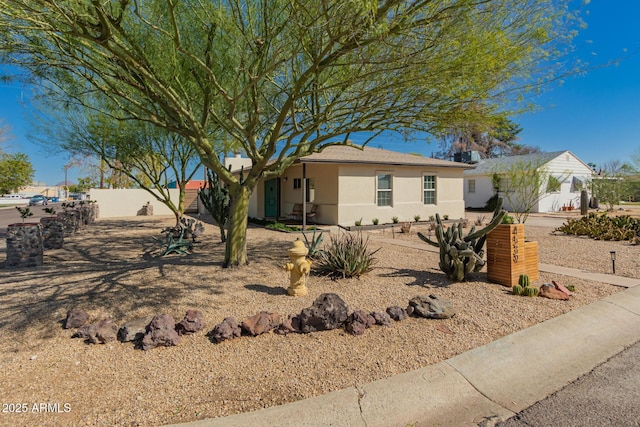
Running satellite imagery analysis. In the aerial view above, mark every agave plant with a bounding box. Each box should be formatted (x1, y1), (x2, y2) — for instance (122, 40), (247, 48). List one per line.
(314, 231), (379, 279)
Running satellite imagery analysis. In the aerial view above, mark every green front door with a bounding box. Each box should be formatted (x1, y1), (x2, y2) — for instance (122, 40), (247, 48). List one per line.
(264, 178), (279, 218)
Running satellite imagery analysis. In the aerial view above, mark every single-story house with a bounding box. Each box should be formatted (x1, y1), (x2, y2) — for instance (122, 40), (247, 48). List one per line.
(463, 150), (593, 213)
(227, 144), (473, 226)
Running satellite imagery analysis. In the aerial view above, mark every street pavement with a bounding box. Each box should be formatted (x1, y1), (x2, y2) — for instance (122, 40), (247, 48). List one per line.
(496, 339), (640, 427)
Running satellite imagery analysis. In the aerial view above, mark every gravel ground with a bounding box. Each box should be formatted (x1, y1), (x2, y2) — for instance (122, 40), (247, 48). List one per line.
(0, 214), (635, 427)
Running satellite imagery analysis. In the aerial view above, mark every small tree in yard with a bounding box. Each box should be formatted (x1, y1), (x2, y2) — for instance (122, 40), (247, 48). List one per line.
(591, 161), (634, 211)
(0, 0), (582, 267)
(493, 159), (567, 223)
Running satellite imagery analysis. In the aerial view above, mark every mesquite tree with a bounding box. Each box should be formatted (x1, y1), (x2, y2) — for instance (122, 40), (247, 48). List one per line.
(0, 0), (582, 267)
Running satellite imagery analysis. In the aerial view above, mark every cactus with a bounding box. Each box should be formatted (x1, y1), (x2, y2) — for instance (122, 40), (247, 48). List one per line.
(199, 168), (230, 243)
(518, 274), (530, 287)
(524, 286), (539, 297)
(512, 285), (524, 296)
(418, 198), (507, 281)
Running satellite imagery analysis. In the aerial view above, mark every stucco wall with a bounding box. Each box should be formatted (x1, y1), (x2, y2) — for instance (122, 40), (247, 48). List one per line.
(279, 164), (339, 224)
(464, 176), (496, 209)
(90, 188), (183, 218)
(337, 164), (465, 226)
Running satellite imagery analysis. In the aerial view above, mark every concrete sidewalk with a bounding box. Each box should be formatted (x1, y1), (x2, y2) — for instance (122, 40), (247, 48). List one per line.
(167, 268), (640, 427)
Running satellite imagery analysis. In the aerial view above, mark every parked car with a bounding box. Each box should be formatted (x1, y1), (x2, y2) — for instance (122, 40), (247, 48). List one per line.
(28, 195), (48, 206)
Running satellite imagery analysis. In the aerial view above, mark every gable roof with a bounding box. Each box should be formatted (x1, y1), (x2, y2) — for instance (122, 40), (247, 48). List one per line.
(463, 150), (572, 176)
(297, 144), (473, 169)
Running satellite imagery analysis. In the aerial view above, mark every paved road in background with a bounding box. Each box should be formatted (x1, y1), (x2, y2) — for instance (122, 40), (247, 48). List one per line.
(494, 340), (640, 427)
(0, 204), (55, 238)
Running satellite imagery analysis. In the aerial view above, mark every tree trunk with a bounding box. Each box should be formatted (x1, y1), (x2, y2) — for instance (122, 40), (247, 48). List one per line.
(223, 184), (252, 267)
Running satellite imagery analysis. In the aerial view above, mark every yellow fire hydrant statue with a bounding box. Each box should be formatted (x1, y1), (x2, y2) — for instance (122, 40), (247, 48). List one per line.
(285, 239), (312, 296)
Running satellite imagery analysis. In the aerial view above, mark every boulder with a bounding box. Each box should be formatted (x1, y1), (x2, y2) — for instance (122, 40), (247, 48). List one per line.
(345, 310), (375, 335)
(208, 317), (242, 343)
(118, 318), (151, 342)
(552, 280), (574, 297)
(141, 314), (181, 350)
(371, 311), (393, 327)
(64, 308), (89, 329)
(175, 309), (205, 335)
(75, 319), (118, 344)
(386, 306), (409, 321)
(539, 284), (570, 301)
(241, 311), (281, 336)
(297, 293), (349, 333)
(274, 314), (301, 335)
(408, 295), (455, 319)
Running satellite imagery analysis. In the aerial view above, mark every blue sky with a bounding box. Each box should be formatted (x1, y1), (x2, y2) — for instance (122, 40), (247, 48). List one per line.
(1, 0), (639, 185)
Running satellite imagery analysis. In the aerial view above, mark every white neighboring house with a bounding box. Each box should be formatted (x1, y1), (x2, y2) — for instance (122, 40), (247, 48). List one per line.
(463, 150), (594, 213)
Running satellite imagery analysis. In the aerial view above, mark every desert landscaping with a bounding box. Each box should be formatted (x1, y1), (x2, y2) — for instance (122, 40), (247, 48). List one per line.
(0, 211), (639, 427)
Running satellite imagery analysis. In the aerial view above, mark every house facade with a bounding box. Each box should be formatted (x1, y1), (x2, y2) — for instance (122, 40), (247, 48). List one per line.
(463, 150), (593, 213)
(228, 145), (472, 226)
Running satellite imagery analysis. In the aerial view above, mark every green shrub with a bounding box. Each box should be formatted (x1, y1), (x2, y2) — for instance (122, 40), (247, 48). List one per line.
(414, 214), (421, 222)
(355, 218), (362, 227)
(314, 232), (379, 279)
(392, 216), (399, 224)
(555, 212), (639, 241)
(372, 218), (379, 225)
(484, 193), (501, 212)
(502, 214), (515, 224)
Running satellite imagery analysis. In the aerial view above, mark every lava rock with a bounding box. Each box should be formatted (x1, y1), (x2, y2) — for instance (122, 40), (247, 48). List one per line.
(64, 308), (89, 329)
(386, 306), (409, 321)
(75, 319), (118, 344)
(141, 314), (180, 350)
(408, 294), (456, 319)
(274, 314), (301, 335)
(175, 309), (205, 335)
(118, 318), (151, 342)
(371, 311), (393, 327)
(241, 311), (281, 336)
(297, 293), (349, 333)
(345, 310), (375, 335)
(539, 284), (570, 300)
(208, 317), (242, 343)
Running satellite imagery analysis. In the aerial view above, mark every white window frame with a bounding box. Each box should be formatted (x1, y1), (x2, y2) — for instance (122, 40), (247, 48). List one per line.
(376, 172), (393, 207)
(468, 179), (476, 194)
(423, 174), (437, 205)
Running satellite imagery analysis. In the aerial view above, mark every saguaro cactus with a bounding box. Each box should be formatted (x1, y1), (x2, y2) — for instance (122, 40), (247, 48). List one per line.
(418, 199), (506, 281)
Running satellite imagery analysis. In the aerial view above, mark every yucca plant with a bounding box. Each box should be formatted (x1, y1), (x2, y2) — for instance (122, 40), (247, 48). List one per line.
(314, 231), (379, 279)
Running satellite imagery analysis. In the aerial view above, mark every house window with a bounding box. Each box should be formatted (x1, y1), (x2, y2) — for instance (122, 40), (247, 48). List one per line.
(468, 179), (476, 194)
(376, 173), (392, 206)
(423, 175), (436, 204)
(571, 176), (584, 193)
(547, 176), (561, 193)
(293, 178), (301, 189)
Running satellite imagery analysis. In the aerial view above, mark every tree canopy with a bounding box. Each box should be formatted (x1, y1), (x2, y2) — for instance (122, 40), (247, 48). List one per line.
(29, 99), (202, 225)
(435, 114), (540, 160)
(0, 152), (34, 194)
(0, 0), (583, 266)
